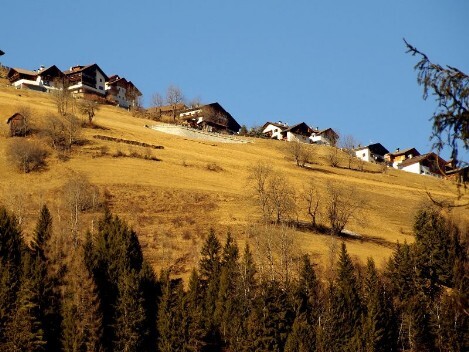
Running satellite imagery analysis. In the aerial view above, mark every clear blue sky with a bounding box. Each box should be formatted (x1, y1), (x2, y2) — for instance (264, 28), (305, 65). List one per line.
(1, 0), (468, 160)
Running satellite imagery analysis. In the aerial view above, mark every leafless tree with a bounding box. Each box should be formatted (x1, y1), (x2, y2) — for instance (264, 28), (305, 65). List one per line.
(325, 182), (363, 236)
(341, 134), (358, 169)
(328, 146), (340, 168)
(151, 92), (165, 120)
(52, 77), (75, 116)
(43, 113), (82, 151)
(302, 179), (320, 227)
(62, 173), (101, 241)
(287, 141), (312, 167)
(166, 85), (185, 120)
(266, 173), (297, 224)
(77, 99), (99, 125)
(6, 138), (47, 173)
(248, 161), (273, 221)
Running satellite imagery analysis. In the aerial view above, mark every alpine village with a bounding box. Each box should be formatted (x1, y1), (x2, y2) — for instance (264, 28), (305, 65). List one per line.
(0, 47), (468, 352)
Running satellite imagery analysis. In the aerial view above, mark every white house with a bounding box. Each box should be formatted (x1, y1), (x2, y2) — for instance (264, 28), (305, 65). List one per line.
(399, 152), (447, 178)
(105, 75), (141, 108)
(262, 122), (289, 140)
(310, 128), (339, 146)
(7, 65), (64, 92)
(282, 122), (314, 143)
(63, 64), (108, 98)
(355, 143), (389, 163)
(179, 102), (241, 133)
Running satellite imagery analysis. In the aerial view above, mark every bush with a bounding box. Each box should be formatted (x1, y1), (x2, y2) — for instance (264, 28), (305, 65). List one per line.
(6, 139), (47, 173)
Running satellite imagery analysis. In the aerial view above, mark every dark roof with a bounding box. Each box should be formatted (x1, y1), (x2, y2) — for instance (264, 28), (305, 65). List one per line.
(400, 152), (447, 169)
(316, 127), (339, 137)
(6, 113), (24, 124)
(283, 122), (313, 134)
(10, 67), (37, 76)
(204, 102), (241, 132)
(63, 63), (109, 80)
(359, 143), (389, 156)
(386, 147), (420, 157)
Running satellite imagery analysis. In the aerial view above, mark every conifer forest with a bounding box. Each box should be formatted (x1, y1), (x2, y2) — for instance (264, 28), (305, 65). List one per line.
(0, 203), (467, 351)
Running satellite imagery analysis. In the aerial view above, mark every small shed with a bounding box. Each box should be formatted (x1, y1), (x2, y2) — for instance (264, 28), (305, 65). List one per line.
(6, 113), (27, 136)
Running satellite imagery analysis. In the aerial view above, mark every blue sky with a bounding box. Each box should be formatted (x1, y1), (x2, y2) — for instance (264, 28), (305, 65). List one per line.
(1, 0), (468, 160)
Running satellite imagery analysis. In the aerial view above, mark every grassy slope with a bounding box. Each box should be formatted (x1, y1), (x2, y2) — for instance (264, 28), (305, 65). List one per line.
(1, 83), (467, 277)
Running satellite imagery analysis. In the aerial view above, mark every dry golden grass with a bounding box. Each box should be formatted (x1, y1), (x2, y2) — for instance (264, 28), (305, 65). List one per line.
(1, 85), (467, 279)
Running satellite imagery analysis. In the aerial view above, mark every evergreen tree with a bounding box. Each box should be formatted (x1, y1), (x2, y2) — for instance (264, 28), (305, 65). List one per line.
(361, 258), (396, 352)
(198, 229), (222, 350)
(285, 255), (320, 352)
(215, 233), (240, 345)
(30, 205), (62, 351)
(2, 251), (45, 352)
(157, 271), (185, 352)
(61, 245), (102, 352)
(0, 207), (24, 346)
(183, 269), (206, 352)
(328, 242), (363, 351)
(139, 262), (159, 352)
(113, 269), (145, 352)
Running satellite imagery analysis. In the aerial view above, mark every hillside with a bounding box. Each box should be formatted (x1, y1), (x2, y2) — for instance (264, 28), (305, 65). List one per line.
(1, 84), (468, 277)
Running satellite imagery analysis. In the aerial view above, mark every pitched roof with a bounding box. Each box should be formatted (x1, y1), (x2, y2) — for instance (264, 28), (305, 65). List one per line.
(10, 67), (38, 76)
(63, 63), (109, 80)
(6, 113), (24, 124)
(386, 147), (420, 157)
(283, 122), (313, 134)
(262, 121), (289, 131)
(358, 143), (389, 156)
(400, 152), (447, 169)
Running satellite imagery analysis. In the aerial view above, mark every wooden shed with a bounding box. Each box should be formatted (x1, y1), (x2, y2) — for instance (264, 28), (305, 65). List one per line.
(6, 113), (27, 136)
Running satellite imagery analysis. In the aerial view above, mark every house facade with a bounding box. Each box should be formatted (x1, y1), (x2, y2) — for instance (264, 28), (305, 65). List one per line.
(384, 148), (420, 168)
(7, 65), (64, 92)
(310, 128), (339, 146)
(64, 64), (108, 98)
(179, 102), (240, 134)
(262, 122), (289, 140)
(105, 75), (142, 108)
(281, 122), (314, 143)
(399, 152), (448, 177)
(355, 143), (389, 163)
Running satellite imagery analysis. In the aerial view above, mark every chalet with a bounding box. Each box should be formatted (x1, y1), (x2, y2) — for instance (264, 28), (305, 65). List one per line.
(384, 147), (420, 168)
(445, 166), (469, 183)
(399, 152), (448, 177)
(355, 143), (389, 163)
(6, 113), (27, 137)
(179, 102), (241, 134)
(7, 65), (64, 92)
(310, 127), (339, 146)
(63, 64), (108, 98)
(281, 122), (315, 143)
(262, 122), (289, 140)
(105, 75), (142, 108)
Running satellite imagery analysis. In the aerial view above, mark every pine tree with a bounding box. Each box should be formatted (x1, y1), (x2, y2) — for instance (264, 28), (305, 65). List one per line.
(61, 245), (102, 352)
(157, 271), (185, 352)
(198, 229), (222, 350)
(183, 269), (206, 352)
(139, 262), (159, 352)
(361, 258), (397, 352)
(113, 269), (145, 352)
(0, 207), (24, 346)
(2, 251), (46, 352)
(328, 242), (363, 351)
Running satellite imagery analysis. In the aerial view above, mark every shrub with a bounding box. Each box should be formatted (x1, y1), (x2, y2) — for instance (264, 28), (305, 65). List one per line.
(206, 162), (223, 172)
(6, 139), (47, 173)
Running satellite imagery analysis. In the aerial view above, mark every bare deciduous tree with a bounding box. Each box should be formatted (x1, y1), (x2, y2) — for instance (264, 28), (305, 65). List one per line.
(166, 85), (185, 121)
(248, 162), (296, 223)
(77, 99), (99, 125)
(287, 141), (312, 167)
(302, 179), (320, 228)
(341, 134), (358, 169)
(6, 139), (47, 173)
(52, 78), (75, 116)
(43, 113), (82, 151)
(62, 173), (101, 241)
(325, 182), (363, 236)
(151, 93), (165, 120)
(328, 146), (340, 168)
